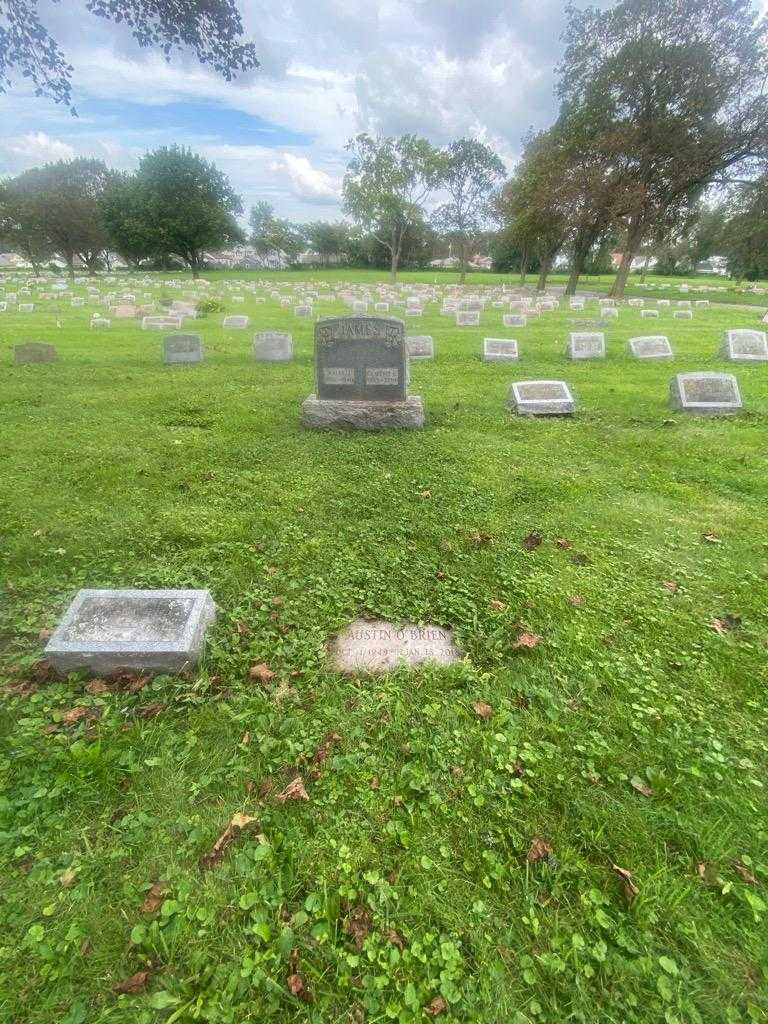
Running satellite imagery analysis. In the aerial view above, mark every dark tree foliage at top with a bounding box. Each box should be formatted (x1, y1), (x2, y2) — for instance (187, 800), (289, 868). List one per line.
(0, 0), (259, 112)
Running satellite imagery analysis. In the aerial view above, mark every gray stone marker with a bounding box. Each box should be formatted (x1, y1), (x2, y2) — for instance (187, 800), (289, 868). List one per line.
(223, 315), (249, 329)
(163, 334), (203, 364)
(456, 311), (480, 327)
(302, 315), (424, 430)
(669, 372), (742, 415)
(640, 309), (659, 319)
(483, 337), (519, 361)
(406, 335), (434, 360)
(567, 332), (605, 360)
(720, 329), (768, 362)
(600, 307), (619, 319)
(143, 315), (182, 330)
(330, 618), (461, 673)
(628, 335), (674, 360)
(44, 588), (216, 675)
(503, 314), (527, 328)
(253, 331), (293, 362)
(14, 342), (58, 364)
(673, 310), (693, 320)
(509, 379), (575, 416)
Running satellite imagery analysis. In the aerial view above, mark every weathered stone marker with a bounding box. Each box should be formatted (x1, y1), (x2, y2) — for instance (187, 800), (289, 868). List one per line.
(567, 332), (606, 360)
(143, 315), (182, 330)
(406, 335), (434, 360)
(720, 329), (768, 362)
(253, 331), (293, 362)
(669, 372), (742, 414)
(456, 311), (480, 327)
(302, 315), (424, 430)
(628, 335), (674, 360)
(163, 335), (203, 364)
(223, 315), (250, 329)
(483, 337), (519, 361)
(509, 380), (575, 415)
(14, 342), (58, 364)
(330, 618), (461, 673)
(503, 314), (527, 328)
(44, 588), (216, 675)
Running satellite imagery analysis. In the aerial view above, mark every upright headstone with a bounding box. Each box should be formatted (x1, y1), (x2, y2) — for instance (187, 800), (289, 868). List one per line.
(669, 372), (742, 415)
(253, 331), (293, 362)
(720, 329), (768, 362)
(483, 338), (519, 362)
(302, 316), (423, 430)
(406, 335), (434, 360)
(628, 335), (674, 360)
(163, 335), (203, 364)
(508, 380), (575, 416)
(567, 332), (606, 360)
(44, 588), (216, 675)
(600, 307), (619, 319)
(14, 342), (58, 364)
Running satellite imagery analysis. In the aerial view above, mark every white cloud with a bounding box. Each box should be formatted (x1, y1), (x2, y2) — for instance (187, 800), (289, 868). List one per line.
(273, 153), (342, 203)
(6, 131), (77, 165)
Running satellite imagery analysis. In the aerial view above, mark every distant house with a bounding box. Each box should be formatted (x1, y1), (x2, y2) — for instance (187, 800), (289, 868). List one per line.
(695, 256), (729, 276)
(0, 251), (32, 269)
(204, 246), (289, 270)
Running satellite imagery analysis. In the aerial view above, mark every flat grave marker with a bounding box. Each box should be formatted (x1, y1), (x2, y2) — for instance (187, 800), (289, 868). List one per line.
(223, 315), (250, 329)
(628, 335), (674, 359)
(253, 331), (293, 362)
(14, 342), (58, 364)
(330, 618), (461, 674)
(483, 337), (519, 361)
(163, 334), (203, 364)
(509, 379), (575, 416)
(669, 372), (742, 415)
(567, 332), (606, 360)
(720, 329), (768, 362)
(406, 335), (434, 360)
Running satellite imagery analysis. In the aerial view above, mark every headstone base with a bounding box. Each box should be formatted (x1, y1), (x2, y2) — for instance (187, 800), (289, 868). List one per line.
(301, 394), (424, 431)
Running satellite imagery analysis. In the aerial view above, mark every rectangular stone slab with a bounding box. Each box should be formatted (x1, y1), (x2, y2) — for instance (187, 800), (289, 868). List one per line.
(720, 329), (768, 361)
(45, 588), (216, 675)
(669, 372), (742, 414)
(330, 618), (461, 673)
(406, 335), (434, 359)
(509, 379), (575, 416)
(567, 332), (605, 359)
(253, 331), (293, 361)
(483, 338), (519, 361)
(628, 335), (674, 359)
(14, 343), (58, 364)
(163, 335), (203, 363)
(302, 394), (424, 431)
(315, 315), (407, 402)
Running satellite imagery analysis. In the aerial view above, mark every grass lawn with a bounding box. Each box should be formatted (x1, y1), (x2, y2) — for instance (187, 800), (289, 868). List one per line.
(1, 271), (767, 1024)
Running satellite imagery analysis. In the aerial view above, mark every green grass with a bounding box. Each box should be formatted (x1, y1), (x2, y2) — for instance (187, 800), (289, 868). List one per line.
(1, 271), (767, 1024)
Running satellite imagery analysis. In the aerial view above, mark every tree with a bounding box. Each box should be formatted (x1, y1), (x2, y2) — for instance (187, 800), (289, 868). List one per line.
(558, 0), (768, 297)
(343, 134), (442, 282)
(0, 0), (258, 112)
(130, 146), (244, 278)
(249, 202), (303, 266)
(0, 178), (54, 272)
(0, 158), (111, 277)
(303, 221), (351, 266)
(99, 172), (155, 268)
(431, 139), (505, 284)
(720, 176), (768, 279)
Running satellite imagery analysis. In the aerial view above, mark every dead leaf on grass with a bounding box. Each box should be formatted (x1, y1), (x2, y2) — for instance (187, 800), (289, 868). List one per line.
(611, 863), (639, 903)
(522, 530), (543, 550)
(140, 881), (170, 913)
(136, 702), (164, 718)
(61, 706), (101, 726)
(734, 862), (757, 884)
(570, 552), (591, 566)
(489, 599), (506, 611)
(386, 928), (405, 949)
(708, 615), (741, 636)
(84, 679), (110, 695)
(697, 861), (720, 886)
(200, 812), (258, 870)
(568, 595), (585, 607)
(630, 776), (652, 798)
(425, 995), (449, 1016)
(344, 905), (373, 949)
(276, 776), (309, 802)
(702, 532), (721, 544)
(513, 631), (542, 650)
(113, 971), (150, 995)
(469, 531), (494, 547)
(472, 701), (493, 720)
(555, 538), (573, 550)
(661, 580), (679, 593)
(527, 837), (553, 862)
(249, 662), (275, 683)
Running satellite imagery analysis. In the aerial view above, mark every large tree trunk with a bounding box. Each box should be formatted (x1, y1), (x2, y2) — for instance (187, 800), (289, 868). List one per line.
(190, 252), (200, 280)
(519, 246), (528, 285)
(565, 225), (599, 295)
(536, 256), (552, 292)
(389, 227), (401, 283)
(65, 252), (75, 281)
(459, 240), (467, 285)
(609, 216), (644, 298)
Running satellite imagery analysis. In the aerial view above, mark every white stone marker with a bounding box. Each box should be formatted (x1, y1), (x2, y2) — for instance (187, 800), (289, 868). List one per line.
(456, 311), (480, 327)
(567, 332), (606, 359)
(223, 315), (249, 329)
(143, 315), (182, 330)
(508, 380), (575, 416)
(330, 618), (461, 674)
(406, 335), (434, 360)
(163, 334), (203, 364)
(673, 310), (693, 320)
(720, 329), (768, 361)
(44, 588), (216, 675)
(253, 331), (293, 362)
(628, 335), (674, 360)
(295, 305), (312, 318)
(503, 314), (527, 328)
(640, 309), (659, 318)
(483, 337), (519, 361)
(374, 302), (389, 313)
(669, 372), (742, 415)
(18, 303), (34, 313)
(600, 307), (619, 319)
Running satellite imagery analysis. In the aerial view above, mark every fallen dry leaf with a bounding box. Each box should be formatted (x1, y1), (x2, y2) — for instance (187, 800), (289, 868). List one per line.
(555, 537), (573, 549)
(344, 905), (373, 950)
(527, 837), (553, 862)
(59, 867), (78, 888)
(708, 615), (741, 636)
(249, 662), (275, 683)
(630, 776), (652, 798)
(522, 530), (543, 551)
(136, 702), (164, 718)
(418, 489), (432, 499)
(702, 532), (721, 544)
(113, 971), (149, 995)
(469, 531), (494, 547)
(276, 776), (309, 802)
(611, 863), (639, 903)
(140, 881), (170, 913)
(425, 995), (449, 1017)
(661, 580), (679, 593)
(697, 861), (720, 887)
(200, 812), (258, 870)
(568, 595), (585, 607)
(489, 599), (506, 611)
(84, 679), (110, 695)
(513, 631), (542, 650)
(734, 862), (757, 884)
(271, 596), (285, 607)
(386, 928), (405, 950)
(570, 552), (591, 566)
(61, 706), (101, 726)
(472, 701), (493, 720)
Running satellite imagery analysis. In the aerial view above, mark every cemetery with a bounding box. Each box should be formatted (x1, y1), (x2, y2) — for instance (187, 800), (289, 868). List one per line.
(1, 264), (768, 1022)
(2, 0), (768, 1018)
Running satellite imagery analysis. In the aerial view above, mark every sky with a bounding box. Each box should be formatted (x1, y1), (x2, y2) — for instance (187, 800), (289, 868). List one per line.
(1, 0), (767, 226)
